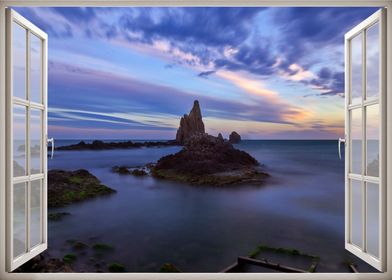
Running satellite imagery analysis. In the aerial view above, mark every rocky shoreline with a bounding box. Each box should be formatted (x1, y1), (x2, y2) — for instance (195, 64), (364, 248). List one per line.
(55, 140), (178, 151)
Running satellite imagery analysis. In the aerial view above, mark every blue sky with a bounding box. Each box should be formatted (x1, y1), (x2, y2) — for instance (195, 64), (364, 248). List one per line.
(15, 7), (379, 139)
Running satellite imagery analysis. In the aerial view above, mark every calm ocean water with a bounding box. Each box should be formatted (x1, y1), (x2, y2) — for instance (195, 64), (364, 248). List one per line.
(46, 140), (376, 272)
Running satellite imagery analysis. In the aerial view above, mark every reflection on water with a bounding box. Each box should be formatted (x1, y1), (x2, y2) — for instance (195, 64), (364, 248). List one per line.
(46, 140), (377, 272)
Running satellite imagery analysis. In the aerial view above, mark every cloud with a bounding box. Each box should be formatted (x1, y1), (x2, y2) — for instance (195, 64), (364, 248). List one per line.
(48, 61), (311, 128)
(119, 8), (264, 47)
(15, 7), (379, 98)
(303, 69), (344, 97)
(198, 70), (216, 78)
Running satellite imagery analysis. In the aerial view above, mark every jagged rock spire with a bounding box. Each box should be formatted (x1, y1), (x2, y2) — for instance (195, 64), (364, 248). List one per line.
(176, 100), (205, 144)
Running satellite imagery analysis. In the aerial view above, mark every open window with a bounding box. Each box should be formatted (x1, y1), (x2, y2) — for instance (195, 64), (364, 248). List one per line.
(344, 8), (386, 271)
(6, 9), (49, 271)
(1, 5), (389, 276)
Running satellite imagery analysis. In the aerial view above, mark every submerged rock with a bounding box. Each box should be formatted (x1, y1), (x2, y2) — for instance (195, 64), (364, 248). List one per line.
(48, 169), (116, 207)
(176, 100), (205, 144)
(229, 131), (241, 144)
(112, 166), (131, 175)
(152, 133), (268, 186)
(160, 263), (180, 272)
(48, 212), (71, 221)
(131, 169), (148, 176)
(112, 166), (149, 176)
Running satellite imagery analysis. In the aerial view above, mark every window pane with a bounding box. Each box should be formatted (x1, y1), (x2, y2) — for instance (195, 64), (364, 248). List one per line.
(366, 104), (379, 177)
(30, 180), (42, 248)
(13, 22), (26, 100)
(13, 105), (26, 177)
(30, 34), (42, 103)
(366, 22), (379, 100)
(351, 33), (363, 104)
(30, 109), (42, 174)
(14, 182), (26, 258)
(366, 182), (379, 258)
(351, 180), (363, 248)
(351, 109), (362, 174)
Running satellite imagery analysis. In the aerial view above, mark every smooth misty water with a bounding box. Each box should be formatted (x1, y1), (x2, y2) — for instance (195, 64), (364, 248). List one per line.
(47, 140), (376, 272)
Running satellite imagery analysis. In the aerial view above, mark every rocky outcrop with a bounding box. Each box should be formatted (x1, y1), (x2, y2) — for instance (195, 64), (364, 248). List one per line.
(15, 252), (74, 272)
(56, 140), (178, 151)
(175, 100), (205, 144)
(48, 169), (116, 207)
(152, 133), (268, 186)
(112, 165), (151, 176)
(229, 131), (241, 144)
(218, 133), (224, 141)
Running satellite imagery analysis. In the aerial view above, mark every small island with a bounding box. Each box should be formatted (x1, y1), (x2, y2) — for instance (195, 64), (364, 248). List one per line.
(48, 169), (116, 207)
(151, 100), (269, 186)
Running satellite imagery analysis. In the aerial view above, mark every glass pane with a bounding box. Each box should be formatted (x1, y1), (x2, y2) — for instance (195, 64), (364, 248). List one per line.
(13, 22), (26, 100)
(30, 34), (42, 103)
(366, 182), (379, 258)
(30, 109), (42, 174)
(13, 182), (26, 258)
(366, 105), (379, 177)
(30, 180), (42, 248)
(351, 33), (363, 104)
(351, 109), (362, 174)
(351, 180), (363, 248)
(366, 22), (380, 100)
(13, 105), (26, 177)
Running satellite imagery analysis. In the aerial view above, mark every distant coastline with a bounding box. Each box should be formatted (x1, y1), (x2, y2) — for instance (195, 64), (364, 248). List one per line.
(55, 139), (179, 151)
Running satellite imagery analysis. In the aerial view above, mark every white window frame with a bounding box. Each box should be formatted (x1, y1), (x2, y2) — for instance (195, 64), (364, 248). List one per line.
(0, 1), (391, 280)
(6, 9), (48, 272)
(344, 9), (386, 271)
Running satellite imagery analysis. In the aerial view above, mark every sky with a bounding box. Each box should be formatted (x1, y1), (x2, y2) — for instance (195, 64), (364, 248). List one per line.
(15, 7), (379, 140)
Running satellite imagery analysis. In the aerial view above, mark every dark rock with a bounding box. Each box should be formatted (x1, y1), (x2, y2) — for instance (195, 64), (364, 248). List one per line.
(48, 212), (71, 221)
(229, 131), (241, 144)
(176, 100), (205, 144)
(112, 166), (130, 175)
(108, 263), (126, 272)
(152, 133), (268, 186)
(63, 254), (77, 264)
(112, 166), (149, 176)
(14, 252), (74, 272)
(217, 133), (224, 141)
(73, 242), (88, 250)
(56, 140), (178, 151)
(160, 263), (180, 272)
(131, 169), (148, 176)
(48, 169), (116, 208)
(92, 243), (114, 251)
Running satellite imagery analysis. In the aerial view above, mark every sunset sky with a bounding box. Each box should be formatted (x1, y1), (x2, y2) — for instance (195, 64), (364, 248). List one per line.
(15, 7), (379, 139)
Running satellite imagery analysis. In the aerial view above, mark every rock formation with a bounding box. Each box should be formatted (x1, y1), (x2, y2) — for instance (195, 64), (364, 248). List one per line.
(217, 133), (224, 141)
(175, 100), (205, 144)
(15, 252), (74, 272)
(48, 169), (116, 207)
(229, 131), (241, 144)
(152, 132), (268, 186)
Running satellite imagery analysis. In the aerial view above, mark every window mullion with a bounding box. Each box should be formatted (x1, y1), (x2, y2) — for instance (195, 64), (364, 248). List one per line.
(25, 29), (31, 254)
(361, 29), (367, 253)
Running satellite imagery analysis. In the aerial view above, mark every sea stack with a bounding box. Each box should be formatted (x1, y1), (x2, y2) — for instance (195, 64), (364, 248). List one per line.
(175, 100), (205, 145)
(229, 131), (241, 144)
(152, 101), (269, 186)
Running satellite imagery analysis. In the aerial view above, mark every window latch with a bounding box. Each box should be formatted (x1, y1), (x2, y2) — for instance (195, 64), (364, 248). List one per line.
(338, 138), (345, 160)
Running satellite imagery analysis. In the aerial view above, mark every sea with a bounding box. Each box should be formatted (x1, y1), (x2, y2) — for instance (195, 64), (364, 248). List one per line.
(44, 139), (377, 272)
